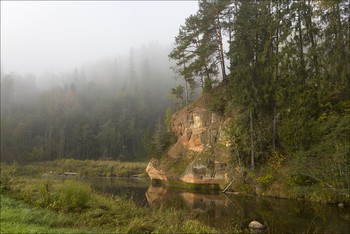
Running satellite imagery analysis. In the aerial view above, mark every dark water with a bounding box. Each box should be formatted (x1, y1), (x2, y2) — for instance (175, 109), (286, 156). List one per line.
(75, 177), (349, 233)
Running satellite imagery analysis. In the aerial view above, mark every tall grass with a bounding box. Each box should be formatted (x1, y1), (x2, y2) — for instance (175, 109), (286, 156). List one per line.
(1, 175), (218, 233)
(60, 180), (91, 211)
(0, 195), (93, 233)
(5, 159), (148, 178)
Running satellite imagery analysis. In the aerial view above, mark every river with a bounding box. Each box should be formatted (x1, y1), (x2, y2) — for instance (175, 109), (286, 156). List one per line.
(72, 176), (349, 233)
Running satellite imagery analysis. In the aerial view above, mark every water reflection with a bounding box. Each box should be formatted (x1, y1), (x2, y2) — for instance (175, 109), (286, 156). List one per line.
(76, 177), (349, 233)
(79, 177), (150, 206)
(145, 184), (350, 233)
(146, 185), (243, 232)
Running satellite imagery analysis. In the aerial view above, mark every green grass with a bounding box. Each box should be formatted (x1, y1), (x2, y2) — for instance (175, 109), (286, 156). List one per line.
(1, 173), (218, 233)
(1, 159), (148, 178)
(0, 195), (93, 233)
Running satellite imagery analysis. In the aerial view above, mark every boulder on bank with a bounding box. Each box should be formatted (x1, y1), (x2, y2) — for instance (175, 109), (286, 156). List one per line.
(249, 221), (266, 233)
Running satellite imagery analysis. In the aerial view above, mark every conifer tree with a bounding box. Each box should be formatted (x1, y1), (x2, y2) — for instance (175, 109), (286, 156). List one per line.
(198, 0), (231, 84)
(228, 1), (263, 170)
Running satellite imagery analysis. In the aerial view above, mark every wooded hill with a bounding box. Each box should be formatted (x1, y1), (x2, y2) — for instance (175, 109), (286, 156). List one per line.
(165, 0), (349, 201)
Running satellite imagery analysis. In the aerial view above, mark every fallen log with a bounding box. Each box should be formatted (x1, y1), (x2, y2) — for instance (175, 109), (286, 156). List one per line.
(64, 172), (78, 176)
(222, 177), (236, 193)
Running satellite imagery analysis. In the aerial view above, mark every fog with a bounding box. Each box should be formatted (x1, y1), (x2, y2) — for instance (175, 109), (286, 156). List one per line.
(1, 1), (198, 75)
(1, 1), (201, 162)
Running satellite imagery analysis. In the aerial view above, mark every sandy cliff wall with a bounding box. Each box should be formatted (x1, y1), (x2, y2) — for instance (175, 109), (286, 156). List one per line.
(146, 94), (231, 188)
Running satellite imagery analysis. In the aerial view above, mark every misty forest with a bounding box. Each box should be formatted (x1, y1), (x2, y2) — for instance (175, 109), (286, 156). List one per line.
(1, 44), (180, 162)
(1, 1), (349, 233)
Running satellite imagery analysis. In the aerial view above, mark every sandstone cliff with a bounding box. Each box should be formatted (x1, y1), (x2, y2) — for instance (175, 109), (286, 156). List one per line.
(146, 94), (231, 189)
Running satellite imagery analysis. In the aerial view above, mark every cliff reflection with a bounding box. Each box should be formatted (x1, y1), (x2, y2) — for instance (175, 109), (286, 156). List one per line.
(145, 185), (350, 233)
(145, 185), (241, 231)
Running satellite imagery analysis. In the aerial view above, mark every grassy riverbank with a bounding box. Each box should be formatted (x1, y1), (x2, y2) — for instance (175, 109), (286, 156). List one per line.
(2, 159), (148, 178)
(226, 151), (350, 204)
(0, 162), (217, 233)
(1, 195), (93, 233)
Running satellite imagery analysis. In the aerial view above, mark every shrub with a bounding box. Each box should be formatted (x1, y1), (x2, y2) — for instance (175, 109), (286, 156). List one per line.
(256, 174), (274, 188)
(38, 180), (54, 208)
(60, 180), (91, 212)
(0, 163), (17, 192)
(255, 152), (287, 189)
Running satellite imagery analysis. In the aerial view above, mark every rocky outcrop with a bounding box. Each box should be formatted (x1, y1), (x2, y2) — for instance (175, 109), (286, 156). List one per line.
(146, 158), (177, 182)
(180, 160), (227, 184)
(169, 96), (224, 156)
(146, 94), (231, 189)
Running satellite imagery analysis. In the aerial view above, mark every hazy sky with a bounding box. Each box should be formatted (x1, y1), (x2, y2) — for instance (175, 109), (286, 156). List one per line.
(1, 1), (198, 75)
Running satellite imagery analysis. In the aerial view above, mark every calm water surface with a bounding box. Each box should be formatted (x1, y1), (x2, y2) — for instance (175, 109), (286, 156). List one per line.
(75, 177), (349, 233)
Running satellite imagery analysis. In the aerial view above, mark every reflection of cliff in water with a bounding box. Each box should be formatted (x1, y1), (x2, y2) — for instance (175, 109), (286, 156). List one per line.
(146, 185), (350, 233)
(64, 177), (349, 233)
(146, 185), (243, 232)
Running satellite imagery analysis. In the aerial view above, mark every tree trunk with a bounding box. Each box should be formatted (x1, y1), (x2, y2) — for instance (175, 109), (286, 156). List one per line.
(306, 1), (320, 89)
(59, 128), (65, 159)
(297, 4), (305, 79)
(216, 13), (227, 84)
(250, 110), (255, 170)
(272, 102), (277, 152)
(185, 81), (189, 107)
(182, 52), (189, 106)
(272, 0), (279, 152)
(132, 136), (136, 159)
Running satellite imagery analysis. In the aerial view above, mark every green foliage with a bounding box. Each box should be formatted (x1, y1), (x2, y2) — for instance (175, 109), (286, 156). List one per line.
(38, 180), (55, 208)
(288, 114), (350, 203)
(266, 152), (287, 173)
(0, 163), (17, 193)
(27, 147), (46, 162)
(224, 111), (250, 167)
(256, 174), (274, 188)
(60, 180), (91, 212)
(165, 107), (172, 130)
(143, 117), (177, 160)
(0, 175), (12, 193)
(37, 179), (91, 212)
(289, 175), (316, 187)
(170, 85), (185, 111)
(255, 152), (287, 189)
(206, 85), (226, 115)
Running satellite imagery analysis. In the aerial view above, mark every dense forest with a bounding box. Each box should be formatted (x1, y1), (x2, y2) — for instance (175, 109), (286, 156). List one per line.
(167, 0), (349, 198)
(1, 44), (189, 162)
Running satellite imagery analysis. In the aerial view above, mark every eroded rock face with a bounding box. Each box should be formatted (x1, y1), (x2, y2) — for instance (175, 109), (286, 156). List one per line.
(169, 102), (224, 155)
(146, 158), (176, 182)
(180, 160), (227, 184)
(146, 94), (230, 187)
